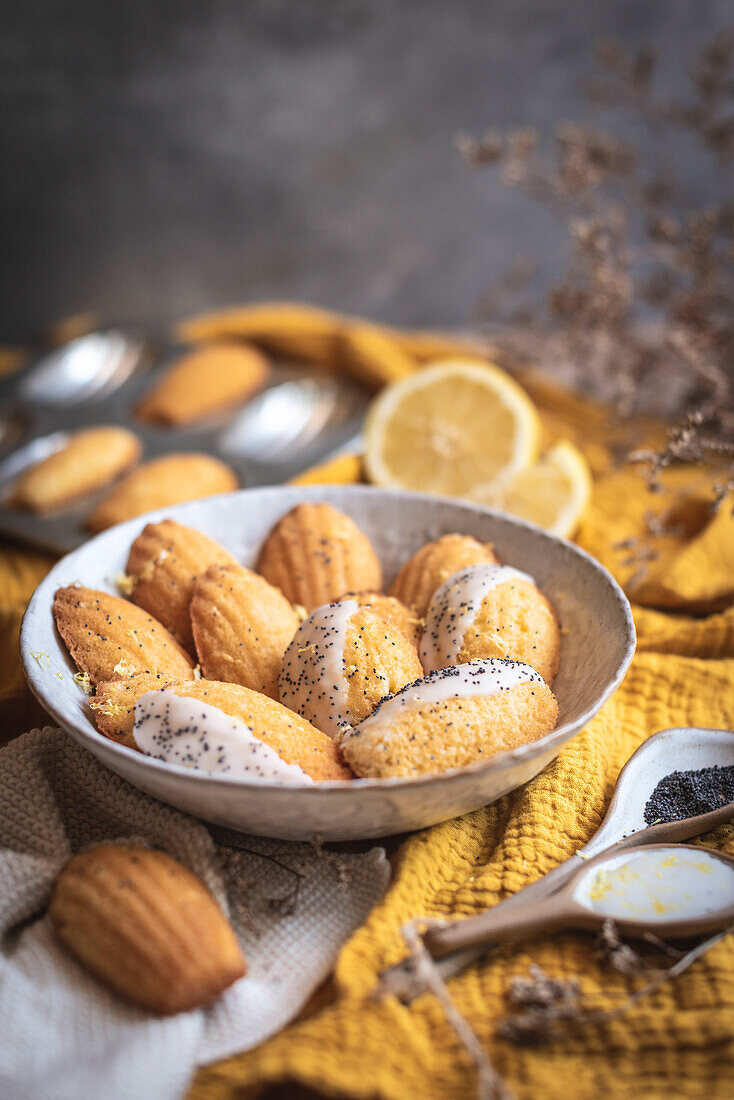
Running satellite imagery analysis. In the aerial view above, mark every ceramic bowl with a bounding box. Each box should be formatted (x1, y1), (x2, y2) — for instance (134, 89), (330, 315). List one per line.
(21, 485), (635, 840)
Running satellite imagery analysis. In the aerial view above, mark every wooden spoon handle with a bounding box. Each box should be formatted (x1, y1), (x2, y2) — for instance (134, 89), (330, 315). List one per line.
(424, 892), (571, 958)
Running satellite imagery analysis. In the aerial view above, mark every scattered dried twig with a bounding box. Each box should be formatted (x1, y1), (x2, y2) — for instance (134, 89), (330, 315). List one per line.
(595, 919), (650, 976)
(216, 841), (305, 920)
(402, 921), (515, 1100)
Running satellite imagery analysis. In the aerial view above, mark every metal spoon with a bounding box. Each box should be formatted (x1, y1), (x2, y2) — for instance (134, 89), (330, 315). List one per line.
(379, 727), (734, 999)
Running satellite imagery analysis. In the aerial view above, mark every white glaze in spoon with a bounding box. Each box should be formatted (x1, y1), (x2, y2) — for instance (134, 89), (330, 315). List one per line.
(575, 846), (734, 922)
(424, 843), (734, 959)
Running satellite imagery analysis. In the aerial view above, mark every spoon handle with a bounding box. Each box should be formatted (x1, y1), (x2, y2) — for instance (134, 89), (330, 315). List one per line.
(424, 892), (571, 957)
(419, 837), (658, 962)
(377, 854), (586, 997)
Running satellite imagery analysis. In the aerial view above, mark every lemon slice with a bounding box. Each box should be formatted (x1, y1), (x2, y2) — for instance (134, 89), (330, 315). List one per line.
(496, 440), (593, 538)
(363, 360), (541, 498)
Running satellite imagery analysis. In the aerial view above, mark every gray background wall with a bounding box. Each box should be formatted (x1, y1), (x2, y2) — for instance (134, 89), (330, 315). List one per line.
(2, 0), (730, 340)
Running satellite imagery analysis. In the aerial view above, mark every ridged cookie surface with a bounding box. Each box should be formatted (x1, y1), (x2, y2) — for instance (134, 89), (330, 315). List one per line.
(256, 503), (382, 610)
(279, 602), (423, 738)
(86, 453), (238, 532)
(341, 591), (421, 647)
(50, 845), (245, 1015)
(13, 426), (141, 513)
(92, 677), (354, 781)
(136, 342), (270, 425)
(191, 563), (299, 699)
(420, 563), (560, 683)
(53, 586), (194, 686)
(341, 659), (559, 778)
(126, 520), (237, 650)
(389, 533), (498, 620)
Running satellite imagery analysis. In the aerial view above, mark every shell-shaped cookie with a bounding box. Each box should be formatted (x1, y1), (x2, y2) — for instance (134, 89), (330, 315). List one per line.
(341, 591), (421, 647)
(126, 520), (237, 651)
(341, 659), (559, 778)
(13, 426), (141, 513)
(278, 601), (423, 739)
(420, 563), (560, 683)
(50, 845), (246, 1015)
(136, 342), (270, 426)
(91, 676), (353, 781)
(86, 453), (238, 533)
(191, 563), (299, 699)
(389, 533), (498, 620)
(53, 586), (194, 686)
(256, 503), (382, 611)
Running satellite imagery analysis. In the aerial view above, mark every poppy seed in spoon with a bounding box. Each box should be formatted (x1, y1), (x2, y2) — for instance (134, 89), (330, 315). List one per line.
(643, 765), (734, 825)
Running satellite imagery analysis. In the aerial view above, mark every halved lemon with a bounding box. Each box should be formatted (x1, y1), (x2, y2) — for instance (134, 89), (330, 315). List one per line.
(363, 360), (541, 498)
(494, 440), (593, 538)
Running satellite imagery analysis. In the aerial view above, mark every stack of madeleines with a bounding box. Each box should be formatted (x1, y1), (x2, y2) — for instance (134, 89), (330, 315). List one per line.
(52, 502), (560, 782)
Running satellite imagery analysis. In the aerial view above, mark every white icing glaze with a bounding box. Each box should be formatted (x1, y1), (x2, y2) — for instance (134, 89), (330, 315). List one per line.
(575, 847), (734, 922)
(342, 658), (542, 743)
(278, 600), (358, 739)
(420, 562), (535, 672)
(133, 690), (313, 783)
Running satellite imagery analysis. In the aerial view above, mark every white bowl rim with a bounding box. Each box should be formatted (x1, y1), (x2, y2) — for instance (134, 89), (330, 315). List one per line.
(21, 484), (636, 794)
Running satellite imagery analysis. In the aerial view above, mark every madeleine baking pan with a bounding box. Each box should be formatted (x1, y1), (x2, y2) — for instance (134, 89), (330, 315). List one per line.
(0, 331), (367, 554)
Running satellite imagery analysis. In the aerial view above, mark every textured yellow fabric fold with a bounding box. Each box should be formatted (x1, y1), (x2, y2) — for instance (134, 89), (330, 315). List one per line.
(1, 304), (732, 1099)
(192, 655), (734, 1100)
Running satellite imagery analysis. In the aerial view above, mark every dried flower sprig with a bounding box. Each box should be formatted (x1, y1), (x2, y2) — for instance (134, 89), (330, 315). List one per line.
(212, 832), (306, 923)
(308, 834), (352, 892)
(496, 964), (583, 1045)
(498, 923), (734, 1046)
(459, 32), (734, 504)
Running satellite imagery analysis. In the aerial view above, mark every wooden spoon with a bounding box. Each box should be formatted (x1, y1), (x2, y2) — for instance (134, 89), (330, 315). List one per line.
(380, 727), (734, 998)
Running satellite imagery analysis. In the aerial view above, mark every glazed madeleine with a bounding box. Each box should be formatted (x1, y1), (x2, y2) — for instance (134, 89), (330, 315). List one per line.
(420, 562), (560, 683)
(279, 601), (423, 739)
(341, 659), (559, 778)
(389, 533), (498, 620)
(91, 676), (354, 781)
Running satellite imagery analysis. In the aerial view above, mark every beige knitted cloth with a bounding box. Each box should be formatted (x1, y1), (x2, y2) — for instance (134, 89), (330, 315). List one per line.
(0, 727), (390, 1100)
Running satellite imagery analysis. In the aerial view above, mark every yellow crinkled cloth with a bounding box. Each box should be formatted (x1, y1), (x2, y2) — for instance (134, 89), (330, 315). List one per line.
(2, 303), (733, 1100)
